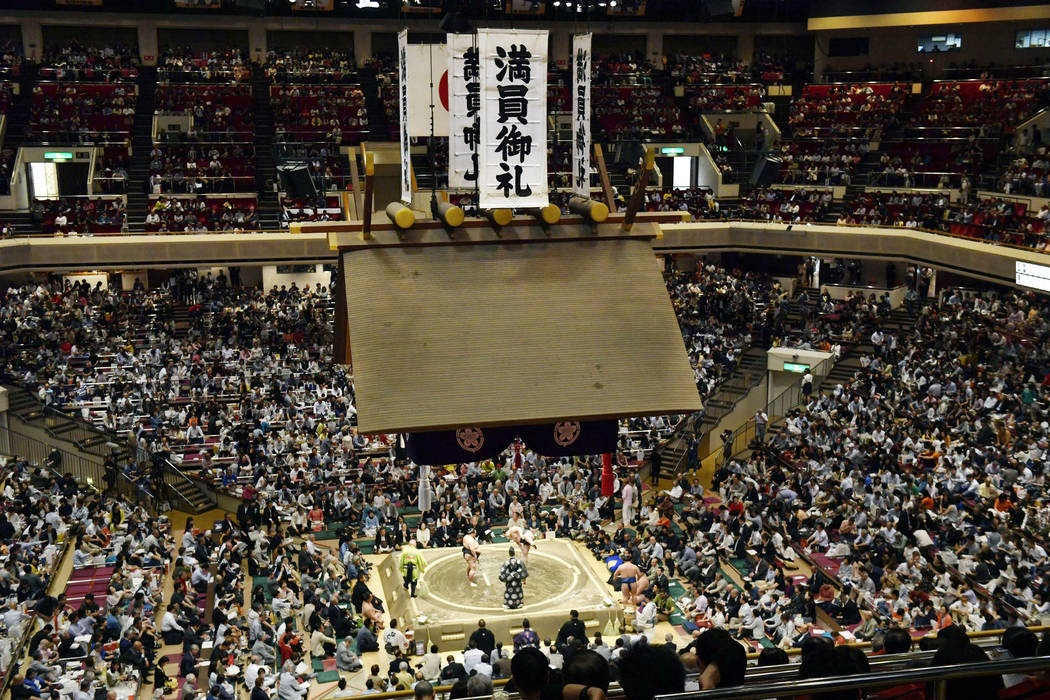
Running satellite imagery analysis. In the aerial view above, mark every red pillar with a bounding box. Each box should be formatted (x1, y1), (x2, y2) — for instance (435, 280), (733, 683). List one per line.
(601, 452), (614, 497)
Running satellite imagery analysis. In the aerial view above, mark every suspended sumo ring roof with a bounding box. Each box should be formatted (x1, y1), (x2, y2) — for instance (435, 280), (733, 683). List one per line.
(321, 213), (703, 435)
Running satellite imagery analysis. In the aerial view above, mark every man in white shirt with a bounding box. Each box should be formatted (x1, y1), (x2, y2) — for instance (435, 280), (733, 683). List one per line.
(383, 619), (410, 654)
(633, 592), (657, 634)
(245, 657), (274, 690)
(161, 609), (185, 644)
(462, 642), (485, 672)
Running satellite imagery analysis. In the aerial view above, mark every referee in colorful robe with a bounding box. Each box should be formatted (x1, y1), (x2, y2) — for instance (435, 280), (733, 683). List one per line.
(499, 546), (528, 609)
(400, 540), (426, 597)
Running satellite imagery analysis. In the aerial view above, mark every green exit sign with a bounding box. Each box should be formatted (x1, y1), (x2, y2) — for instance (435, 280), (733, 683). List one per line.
(660, 147), (685, 155)
(44, 152), (73, 160)
(783, 362), (810, 373)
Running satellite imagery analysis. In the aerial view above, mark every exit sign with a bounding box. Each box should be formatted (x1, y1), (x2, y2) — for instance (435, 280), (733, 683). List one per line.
(660, 147), (685, 154)
(783, 362), (810, 373)
(44, 152), (73, 160)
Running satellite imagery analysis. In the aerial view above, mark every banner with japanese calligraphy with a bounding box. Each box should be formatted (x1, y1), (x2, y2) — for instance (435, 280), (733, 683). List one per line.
(448, 34), (479, 189)
(397, 30), (412, 204)
(477, 29), (549, 209)
(572, 33), (591, 199)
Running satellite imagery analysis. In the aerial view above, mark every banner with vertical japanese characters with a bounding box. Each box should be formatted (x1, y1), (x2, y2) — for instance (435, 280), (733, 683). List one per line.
(397, 29), (412, 204)
(477, 29), (549, 209)
(448, 34), (479, 189)
(572, 33), (591, 199)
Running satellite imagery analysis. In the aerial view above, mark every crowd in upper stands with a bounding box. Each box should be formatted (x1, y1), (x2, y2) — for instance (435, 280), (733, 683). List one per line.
(144, 196), (258, 232)
(157, 47), (250, 83)
(739, 187), (832, 223)
(148, 142), (255, 194)
(38, 43), (139, 82)
(28, 197), (126, 235)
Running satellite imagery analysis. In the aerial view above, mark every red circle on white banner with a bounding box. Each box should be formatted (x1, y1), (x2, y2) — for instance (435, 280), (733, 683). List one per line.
(439, 70), (449, 111)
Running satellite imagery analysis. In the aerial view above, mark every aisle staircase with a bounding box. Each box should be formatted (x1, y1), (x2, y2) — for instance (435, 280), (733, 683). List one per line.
(251, 66), (281, 230)
(3, 383), (215, 513)
(126, 65), (156, 232)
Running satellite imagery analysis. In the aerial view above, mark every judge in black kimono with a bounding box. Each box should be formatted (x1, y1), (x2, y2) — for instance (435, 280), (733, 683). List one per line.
(498, 546), (528, 610)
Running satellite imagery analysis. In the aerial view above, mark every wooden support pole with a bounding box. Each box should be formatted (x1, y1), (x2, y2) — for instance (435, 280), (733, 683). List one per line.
(333, 255), (351, 366)
(362, 152), (375, 240)
(622, 148), (654, 232)
(594, 143), (616, 212)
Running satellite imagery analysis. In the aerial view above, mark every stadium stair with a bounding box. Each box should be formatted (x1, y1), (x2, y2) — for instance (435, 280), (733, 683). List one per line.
(2, 62), (35, 231)
(4, 62), (35, 156)
(163, 475), (214, 514)
(251, 65), (281, 230)
(696, 345), (768, 437)
(359, 68), (389, 140)
(127, 66), (157, 232)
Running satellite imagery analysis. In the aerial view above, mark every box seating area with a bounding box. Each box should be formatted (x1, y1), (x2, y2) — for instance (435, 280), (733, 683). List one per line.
(28, 82), (136, 144)
(31, 197), (126, 235)
(281, 195), (342, 224)
(685, 84), (764, 112)
(775, 141), (866, 186)
(788, 82), (910, 137)
(917, 79), (1050, 133)
(740, 187), (832, 222)
(155, 84), (254, 133)
(37, 43), (139, 82)
(669, 52), (790, 85)
(264, 48), (358, 83)
(145, 195), (258, 232)
(642, 187), (717, 220)
(593, 85), (684, 139)
(271, 85), (369, 144)
(148, 142), (256, 194)
(944, 196), (1048, 248)
(157, 47), (251, 83)
(838, 190), (952, 228)
(0, 40), (21, 80)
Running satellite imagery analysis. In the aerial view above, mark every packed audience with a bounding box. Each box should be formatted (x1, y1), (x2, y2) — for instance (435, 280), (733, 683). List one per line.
(1, 265), (1049, 700)
(730, 288), (1050, 649)
(0, 453), (176, 700)
(642, 188), (720, 220)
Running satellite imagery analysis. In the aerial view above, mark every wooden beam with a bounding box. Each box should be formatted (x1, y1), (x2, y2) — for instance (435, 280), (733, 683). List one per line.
(362, 152), (375, 241)
(622, 148), (655, 232)
(594, 143), (616, 212)
(349, 146), (363, 218)
(334, 255), (352, 366)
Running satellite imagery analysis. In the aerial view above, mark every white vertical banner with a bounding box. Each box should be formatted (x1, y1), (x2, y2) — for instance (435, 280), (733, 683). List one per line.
(405, 44), (449, 138)
(477, 29), (549, 209)
(572, 33), (591, 199)
(448, 34), (479, 189)
(397, 29), (412, 204)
